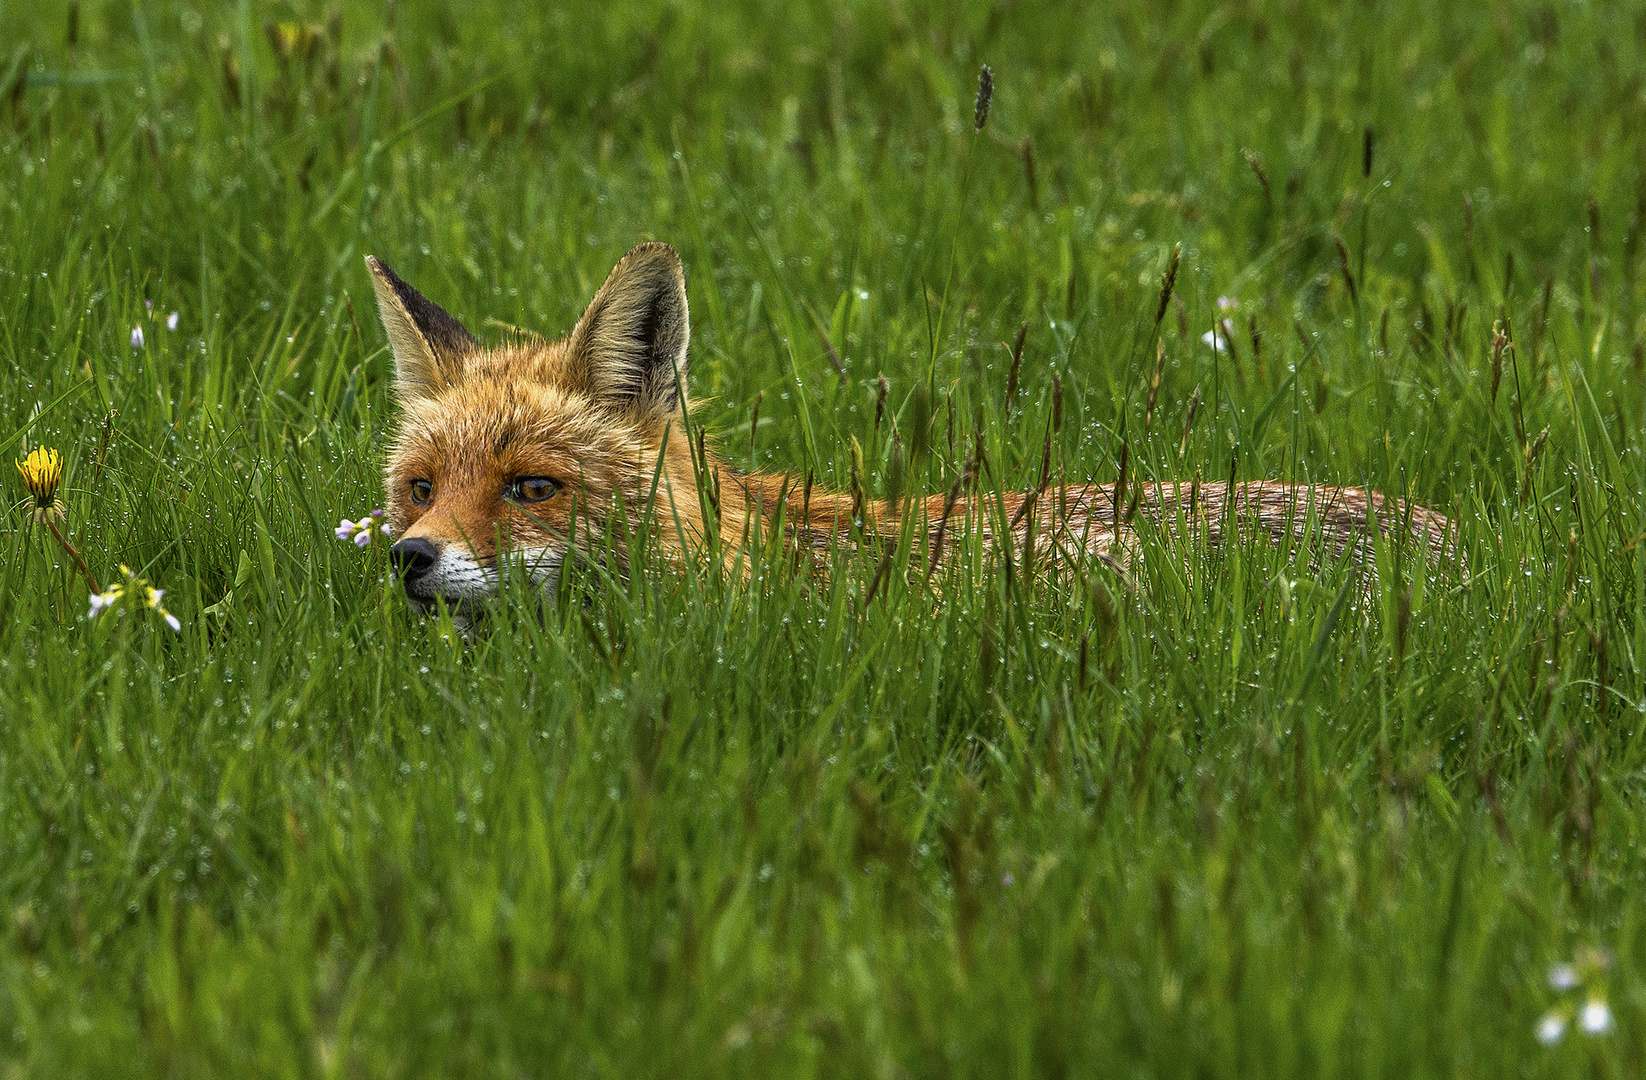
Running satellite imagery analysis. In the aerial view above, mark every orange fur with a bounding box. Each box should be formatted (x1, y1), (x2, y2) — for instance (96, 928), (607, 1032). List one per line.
(367, 244), (1455, 616)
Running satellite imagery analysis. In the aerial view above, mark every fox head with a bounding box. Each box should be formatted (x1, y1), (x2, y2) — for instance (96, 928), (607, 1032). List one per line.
(367, 243), (693, 618)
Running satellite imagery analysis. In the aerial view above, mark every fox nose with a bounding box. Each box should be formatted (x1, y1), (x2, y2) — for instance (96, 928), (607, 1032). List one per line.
(389, 537), (438, 582)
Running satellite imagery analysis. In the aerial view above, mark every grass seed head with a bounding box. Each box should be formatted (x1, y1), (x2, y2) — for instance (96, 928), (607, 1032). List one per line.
(974, 65), (993, 132)
(1154, 243), (1181, 330)
(1145, 339), (1165, 435)
(1243, 149), (1273, 210)
(1490, 321), (1510, 404)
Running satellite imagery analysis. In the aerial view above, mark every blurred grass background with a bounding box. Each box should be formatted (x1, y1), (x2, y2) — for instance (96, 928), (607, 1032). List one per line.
(1, 1), (1644, 1076)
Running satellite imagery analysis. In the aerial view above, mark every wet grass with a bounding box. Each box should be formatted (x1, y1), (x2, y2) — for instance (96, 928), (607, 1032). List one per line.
(2, 1), (1645, 1076)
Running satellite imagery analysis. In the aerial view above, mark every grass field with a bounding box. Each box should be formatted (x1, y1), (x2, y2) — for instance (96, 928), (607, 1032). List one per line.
(3, 1), (1645, 1075)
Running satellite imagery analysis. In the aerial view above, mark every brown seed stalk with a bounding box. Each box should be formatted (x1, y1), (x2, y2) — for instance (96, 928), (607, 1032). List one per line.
(1144, 339), (1166, 435)
(1243, 149), (1273, 212)
(1004, 324), (1026, 422)
(1333, 235), (1358, 307)
(1113, 439), (1129, 534)
(1177, 384), (1203, 467)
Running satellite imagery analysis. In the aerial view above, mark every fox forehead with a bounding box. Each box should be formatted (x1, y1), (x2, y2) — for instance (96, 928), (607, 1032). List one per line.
(385, 356), (652, 483)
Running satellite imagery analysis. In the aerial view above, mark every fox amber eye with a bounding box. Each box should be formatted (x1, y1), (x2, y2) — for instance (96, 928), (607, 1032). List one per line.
(509, 476), (560, 503)
(410, 479), (433, 504)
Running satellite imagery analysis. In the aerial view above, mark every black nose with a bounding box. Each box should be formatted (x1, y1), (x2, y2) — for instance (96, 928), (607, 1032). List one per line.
(389, 537), (438, 582)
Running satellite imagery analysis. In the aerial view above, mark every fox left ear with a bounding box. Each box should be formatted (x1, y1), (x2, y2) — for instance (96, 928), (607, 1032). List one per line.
(566, 243), (690, 418)
(365, 255), (479, 400)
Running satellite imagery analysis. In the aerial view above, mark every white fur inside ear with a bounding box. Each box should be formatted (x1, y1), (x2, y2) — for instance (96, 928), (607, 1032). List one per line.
(369, 271), (442, 398)
(569, 243), (690, 416)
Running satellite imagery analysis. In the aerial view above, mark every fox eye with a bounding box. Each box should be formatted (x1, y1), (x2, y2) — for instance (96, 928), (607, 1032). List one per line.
(410, 479), (433, 504)
(509, 476), (561, 503)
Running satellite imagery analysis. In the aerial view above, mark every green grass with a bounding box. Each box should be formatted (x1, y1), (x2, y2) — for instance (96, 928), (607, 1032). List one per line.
(3, 1), (1645, 1075)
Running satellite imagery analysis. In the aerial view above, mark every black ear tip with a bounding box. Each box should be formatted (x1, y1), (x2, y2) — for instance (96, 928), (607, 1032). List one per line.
(365, 254), (403, 285)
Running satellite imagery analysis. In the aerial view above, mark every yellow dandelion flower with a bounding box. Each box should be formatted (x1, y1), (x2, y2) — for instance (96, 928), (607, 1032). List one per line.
(16, 446), (65, 524)
(17, 445), (99, 592)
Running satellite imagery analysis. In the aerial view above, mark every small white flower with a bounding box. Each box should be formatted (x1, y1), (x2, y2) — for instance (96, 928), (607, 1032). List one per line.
(1216, 295), (1236, 311)
(1548, 963), (1579, 991)
(88, 565), (183, 631)
(130, 325), (145, 348)
(1201, 329), (1224, 353)
(166, 311), (179, 331)
(380, 522), (393, 537)
(1579, 999), (1614, 1036)
(1536, 1009), (1567, 1045)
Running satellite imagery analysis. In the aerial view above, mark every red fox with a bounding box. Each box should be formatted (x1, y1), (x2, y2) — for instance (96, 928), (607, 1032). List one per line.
(366, 243), (1454, 617)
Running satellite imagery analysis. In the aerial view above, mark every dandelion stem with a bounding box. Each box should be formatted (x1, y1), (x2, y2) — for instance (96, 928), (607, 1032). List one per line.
(45, 516), (99, 594)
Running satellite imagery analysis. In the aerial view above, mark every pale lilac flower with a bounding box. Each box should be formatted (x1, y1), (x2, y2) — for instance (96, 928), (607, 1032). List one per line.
(145, 299), (153, 314)
(1580, 999), (1614, 1036)
(1536, 1009), (1567, 1045)
(1216, 295), (1236, 312)
(130, 325), (145, 349)
(336, 509), (391, 546)
(163, 611), (181, 632)
(1548, 963), (1579, 991)
(166, 311), (179, 331)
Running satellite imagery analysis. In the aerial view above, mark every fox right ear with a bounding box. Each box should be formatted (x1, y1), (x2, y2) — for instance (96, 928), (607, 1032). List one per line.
(365, 255), (478, 399)
(565, 243), (690, 418)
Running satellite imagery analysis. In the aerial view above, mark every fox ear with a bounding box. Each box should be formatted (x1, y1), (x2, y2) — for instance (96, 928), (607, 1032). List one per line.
(365, 255), (478, 400)
(566, 243), (690, 417)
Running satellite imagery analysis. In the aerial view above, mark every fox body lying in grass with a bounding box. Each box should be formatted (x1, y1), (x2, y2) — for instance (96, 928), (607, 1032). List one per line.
(367, 243), (1454, 618)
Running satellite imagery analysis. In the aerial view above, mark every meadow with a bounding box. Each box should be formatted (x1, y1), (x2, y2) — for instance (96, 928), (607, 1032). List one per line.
(2, 1), (1644, 1075)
